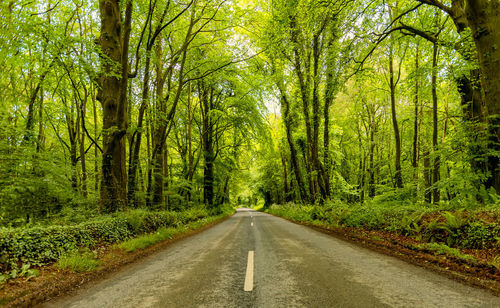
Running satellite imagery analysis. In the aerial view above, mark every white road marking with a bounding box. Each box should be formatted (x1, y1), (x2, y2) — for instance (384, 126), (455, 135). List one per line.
(251, 222), (254, 227)
(244, 251), (254, 291)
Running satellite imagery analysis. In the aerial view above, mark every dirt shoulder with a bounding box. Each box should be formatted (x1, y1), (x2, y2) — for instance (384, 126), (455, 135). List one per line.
(0, 215), (233, 307)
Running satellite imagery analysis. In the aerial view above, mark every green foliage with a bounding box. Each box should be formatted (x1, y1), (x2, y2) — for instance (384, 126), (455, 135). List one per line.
(0, 146), (86, 226)
(442, 211), (467, 231)
(370, 186), (418, 206)
(56, 250), (99, 272)
(268, 203), (313, 222)
(0, 208), (212, 275)
(398, 212), (424, 236)
(438, 211), (467, 246)
(459, 222), (498, 249)
(118, 227), (180, 253)
(268, 202), (500, 250)
(338, 206), (387, 230)
(0, 262), (39, 284)
(424, 218), (441, 243)
(216, 203), (237, 217)
(269, 201), (436, 232)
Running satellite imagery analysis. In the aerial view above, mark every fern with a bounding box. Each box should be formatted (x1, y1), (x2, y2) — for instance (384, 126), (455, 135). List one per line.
(441, 211), (466, 232)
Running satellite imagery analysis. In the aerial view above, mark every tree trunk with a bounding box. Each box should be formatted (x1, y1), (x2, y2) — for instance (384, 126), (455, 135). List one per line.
(97, 0), (132, 212)
(203, 142), (215, 208)
(465, 0), (500, 192)
(368, 116), (376, 198)
(290, 18), (315, 199)
(149, 14), (193, 208)
(92, 88), (99, 193)
(187, 81), (194, 203)
(36, 87), (45, 152)
(358, 126), (365, 203)
(431, 42), (440, 203)
(24, 60), (55, 143)
(164, 145), (169, 209)
(311, 32), (326, 200)
(151, 147), (164, 207)
(323, 84), (332, 199)
(277, 81), (307, 202)
(412, 44), (419, 177)
(70, 136), (78, 190)
(127, 49), (152, 206)
(201, 85), (216, 208)
(80, 92), (88, 197)
(279, 146), (289, 202)
(424, 0), (500, 192)
(62, 96), (79, 191)
(389, 44), (403, 188)
(424, 147), (432, 203)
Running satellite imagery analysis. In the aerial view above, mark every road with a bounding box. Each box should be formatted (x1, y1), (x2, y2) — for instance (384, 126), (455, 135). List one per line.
(43, 208), (500, 307)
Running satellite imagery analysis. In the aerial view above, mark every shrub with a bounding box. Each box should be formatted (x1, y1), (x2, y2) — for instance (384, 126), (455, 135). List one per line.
(459, 222), (498, 249)
(438, 211), (468, 246)
(0, 207), (214, 275)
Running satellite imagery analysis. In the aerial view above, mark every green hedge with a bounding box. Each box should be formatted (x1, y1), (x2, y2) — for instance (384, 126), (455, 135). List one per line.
(0, 208), (209, 273)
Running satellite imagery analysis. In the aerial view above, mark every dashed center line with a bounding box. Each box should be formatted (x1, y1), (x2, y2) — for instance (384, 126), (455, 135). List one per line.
(244, 251), (254, 291)
(251, 222), (254, 227)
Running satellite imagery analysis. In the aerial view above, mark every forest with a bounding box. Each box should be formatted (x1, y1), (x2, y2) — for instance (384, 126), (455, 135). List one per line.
(1, 0), (500, 295)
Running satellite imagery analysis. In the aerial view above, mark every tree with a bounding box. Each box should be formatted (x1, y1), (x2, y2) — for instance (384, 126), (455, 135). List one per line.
(413, 0), (500, 192)
(97, 0), (132, 212)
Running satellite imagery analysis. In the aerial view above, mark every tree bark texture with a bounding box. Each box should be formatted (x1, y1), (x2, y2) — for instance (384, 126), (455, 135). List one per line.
(97, 0), (131, 212)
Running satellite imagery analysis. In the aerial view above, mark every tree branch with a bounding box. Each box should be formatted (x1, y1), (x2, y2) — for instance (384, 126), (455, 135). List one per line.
(416, 0), (454, 17)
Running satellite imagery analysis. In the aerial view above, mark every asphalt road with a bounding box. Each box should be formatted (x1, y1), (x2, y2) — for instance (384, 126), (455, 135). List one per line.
(43, 208), (500, 307)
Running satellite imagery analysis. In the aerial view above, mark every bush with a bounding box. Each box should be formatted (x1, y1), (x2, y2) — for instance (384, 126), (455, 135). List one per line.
(0, 207), (212, 274)
(459, 222), (498, 249)
(268, 203), (314, 221)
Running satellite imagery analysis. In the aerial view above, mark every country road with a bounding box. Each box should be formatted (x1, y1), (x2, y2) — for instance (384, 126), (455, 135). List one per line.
(43, 208), (500, 308)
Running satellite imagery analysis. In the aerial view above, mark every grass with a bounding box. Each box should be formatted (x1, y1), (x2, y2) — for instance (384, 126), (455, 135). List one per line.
(117, 227), (182, 252)
(415, 243), (475, 262)
(56, 251), (99, 272)
(117, 213), (230, 253)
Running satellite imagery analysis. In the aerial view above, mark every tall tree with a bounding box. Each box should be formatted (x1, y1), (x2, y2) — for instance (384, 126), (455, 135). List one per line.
(97, 0), (132, 212)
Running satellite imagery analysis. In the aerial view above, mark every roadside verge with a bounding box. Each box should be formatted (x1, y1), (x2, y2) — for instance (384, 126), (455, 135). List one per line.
(265, 206), (500, 295)
(0, 211), (234, 307)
